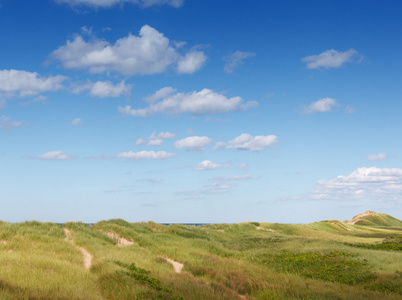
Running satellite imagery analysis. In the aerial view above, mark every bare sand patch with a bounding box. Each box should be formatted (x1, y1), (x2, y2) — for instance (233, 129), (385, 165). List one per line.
(256, 226), (275, 232)
(104, 231), (135, 247)
(348, 211), (376, 225)
(217, 229), (225, 232)
(78, 246), (92, 270)
(64, 227), (92, 270)
(164, 257), (183, 273)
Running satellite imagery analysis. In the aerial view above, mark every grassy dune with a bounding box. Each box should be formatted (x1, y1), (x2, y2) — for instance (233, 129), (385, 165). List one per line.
(0, 212), (401, 299)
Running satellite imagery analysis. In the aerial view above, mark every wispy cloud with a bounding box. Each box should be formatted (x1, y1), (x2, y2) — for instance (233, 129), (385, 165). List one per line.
(223, 50), (255, 73)
(367, 153), (388, 161)
(302, 48), (362, 69)
(116, 150), (176, 160)
(136, 131), (176, 146)
(0, 116), (23, 131)
(302, 98), (337, 114)
(194, 160), (230, 170)
(213, 133), (277, 152)
(174, 136), (213, 151)
(55, 0), (184, 9)
(71, 118), (82, 126)
(118, 88), (258, 117)
(36, 150), (73, 160)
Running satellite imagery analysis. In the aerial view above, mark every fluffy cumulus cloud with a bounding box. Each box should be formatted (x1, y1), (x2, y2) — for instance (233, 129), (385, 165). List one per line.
(194, 160), (229, 170)
(116, 150), (176, 160)
(90, 80), (131, 98)
(303, 98), (337, 114)
(55, 0), (184, 8)
(51, 25), (205, 76)
(367, 153), (388, 161)
(0, 116), (23, 131)
(0, 69), (66, 97)
(36, 150), (71, 160)
(174, 136), (213, 151)
(302, 49), (361, 69)
(118, 88), (258, 117)
(177, 50), (207, 74)
(224, 133), (278, 152)
(223, 50), (255, 73)
(312, 167), (402, 202)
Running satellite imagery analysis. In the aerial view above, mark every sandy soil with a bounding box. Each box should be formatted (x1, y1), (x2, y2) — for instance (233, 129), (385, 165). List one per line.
(164, 257), (184, 273)
(64, 228), (92, 270)
(256, 226), (275, 232)
(104, 231), (135, 247)
(348, 211), (376, 225)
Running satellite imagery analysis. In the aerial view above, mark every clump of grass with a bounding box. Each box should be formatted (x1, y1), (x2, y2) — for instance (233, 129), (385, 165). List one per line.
(346, 235), (402, 251)
(260, 251), (376, 285)
(115, 261), (183, 299)
(364, 271), (402, 295)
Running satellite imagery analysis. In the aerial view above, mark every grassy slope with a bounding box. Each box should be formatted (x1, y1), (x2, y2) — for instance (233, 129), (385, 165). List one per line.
(351, 212), (402, 227)
(0, 213), (400, 299)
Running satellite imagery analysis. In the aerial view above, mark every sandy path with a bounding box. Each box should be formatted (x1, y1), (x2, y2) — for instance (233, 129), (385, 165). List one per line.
(256, 226), (275, 232)
(104, 231), (135, 247)
(64, 228), (92, 270)
(348, 211), (375, 225)
(164, 257), (184, 273)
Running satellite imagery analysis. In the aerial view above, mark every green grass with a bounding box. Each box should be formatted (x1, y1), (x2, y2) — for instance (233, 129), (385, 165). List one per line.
(0, 213), (401, 299)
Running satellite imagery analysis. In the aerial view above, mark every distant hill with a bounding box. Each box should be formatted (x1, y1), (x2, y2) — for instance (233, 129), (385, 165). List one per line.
(347, 211), (402, 227)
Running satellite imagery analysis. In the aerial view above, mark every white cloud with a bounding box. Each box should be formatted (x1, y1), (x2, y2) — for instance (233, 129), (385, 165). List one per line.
(55, 0), (184, 8)
(176, 182), (232, 196)
(51, 25), (204, 76)
(118, 88), (258, 117)
(303, 97), (337, 114)
(238, 163), (248, 170)
(174, 136), (213, 151)
(215, 174), (257, 181)
(89, 80), (131, 98)
(226, 133), (278, 152)
(367, 153), (388, 161)
(194, 160), (229, 170)
(116, 150), (176, 160)
(136, 138), (145, 145)
(20, 95), (48, 106)
(72, 80), (131, 98)
(0, 69), (66, 97)
(345, 105), (356, 114)
(71, 118), (82, 126)
(302, 49), (361, 69)
(137, 131), (176, 146)
(312, 167), (402, 202)
(177, 50), (207, 74)
(157, 132), (176, 139)
(147, 138), (163, 146)
(0, 116), (23, 131)
(223, 50), (255, 73)
(36, 150), (71, 160)
(144, 87), (176, 103)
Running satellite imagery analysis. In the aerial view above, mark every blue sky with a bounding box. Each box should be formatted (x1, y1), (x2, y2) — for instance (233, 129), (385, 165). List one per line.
(1, 0), (401, 223)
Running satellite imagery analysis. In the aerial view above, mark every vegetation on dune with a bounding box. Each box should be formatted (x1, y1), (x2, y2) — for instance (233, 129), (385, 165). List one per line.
(0, 212), (401, 299)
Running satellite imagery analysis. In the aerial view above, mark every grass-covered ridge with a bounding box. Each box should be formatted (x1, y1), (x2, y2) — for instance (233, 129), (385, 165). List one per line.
(0, 212), (401, 299)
